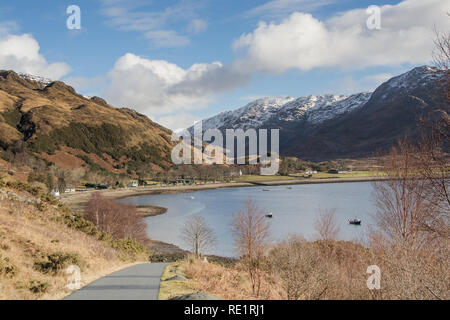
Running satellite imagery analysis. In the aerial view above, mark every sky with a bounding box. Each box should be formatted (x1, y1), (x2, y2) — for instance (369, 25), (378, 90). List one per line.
(0, 0), (448, 130)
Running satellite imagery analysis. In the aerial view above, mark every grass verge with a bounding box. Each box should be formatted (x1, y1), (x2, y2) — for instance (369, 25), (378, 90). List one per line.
(158, 262), (197, 300)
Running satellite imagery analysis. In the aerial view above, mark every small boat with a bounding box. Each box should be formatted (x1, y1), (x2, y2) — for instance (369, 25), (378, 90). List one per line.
(349, 219), (362, 225)
(265, 213), (274, 218)
(263, 189), (270, 192)
(190, 196), (195, 200)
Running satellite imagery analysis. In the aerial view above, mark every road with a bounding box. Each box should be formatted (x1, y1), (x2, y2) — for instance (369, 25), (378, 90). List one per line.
(65, 263), (169, 300)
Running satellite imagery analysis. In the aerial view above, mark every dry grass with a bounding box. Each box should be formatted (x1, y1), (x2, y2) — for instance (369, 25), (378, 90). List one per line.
(235, 175), (296, 182)
(178, 240), (449, 300)
(158, 262), (198, 300)
(310, 171), (381, 179)
(0, 187), (144, 300)
(182, 258), (283, 300)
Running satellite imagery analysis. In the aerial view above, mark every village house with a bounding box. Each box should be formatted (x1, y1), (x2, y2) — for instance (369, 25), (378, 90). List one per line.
(127, 181), (139, 188)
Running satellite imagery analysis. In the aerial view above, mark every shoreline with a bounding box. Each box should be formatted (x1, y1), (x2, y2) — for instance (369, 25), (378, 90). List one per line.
(60, 176), (384, 258)
(61, 176), (384, 214)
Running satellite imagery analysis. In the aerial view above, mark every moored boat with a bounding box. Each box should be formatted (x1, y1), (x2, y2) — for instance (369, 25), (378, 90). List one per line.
(349, 219), (361, 225)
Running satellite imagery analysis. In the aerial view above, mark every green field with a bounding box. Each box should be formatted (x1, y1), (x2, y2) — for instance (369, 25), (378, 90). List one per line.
(235, 171), (380, 182)
(308, 171), (380, 179)
(235, 175), (297, 182)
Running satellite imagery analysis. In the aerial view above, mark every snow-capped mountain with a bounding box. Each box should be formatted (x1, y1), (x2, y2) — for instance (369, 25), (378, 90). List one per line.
(192, 93), (372, 133)
(198, 96), (295, 131)
(385, 66), (445, 91)
(187, 66), (448, 160)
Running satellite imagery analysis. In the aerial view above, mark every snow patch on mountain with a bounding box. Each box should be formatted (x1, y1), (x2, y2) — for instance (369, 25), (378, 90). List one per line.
(195, 93), (372, 132)
(18, 73), (53, 86)
(306, 93), (372, 124)
(200, 96), (295, 131)
(386, 66), (444, 91)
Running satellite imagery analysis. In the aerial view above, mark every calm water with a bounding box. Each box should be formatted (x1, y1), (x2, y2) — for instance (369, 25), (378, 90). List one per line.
(120, 182), (377, 257)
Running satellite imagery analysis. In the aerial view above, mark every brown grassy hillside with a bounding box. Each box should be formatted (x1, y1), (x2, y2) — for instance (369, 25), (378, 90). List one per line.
(0, 179), (149, 300)
(0, 70), (174, 178)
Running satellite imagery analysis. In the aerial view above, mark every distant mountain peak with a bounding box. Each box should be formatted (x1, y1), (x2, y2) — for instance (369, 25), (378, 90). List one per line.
(385, 65), (444, 90)
(192, 92), (372, 132)
(186, 65), (447, 161)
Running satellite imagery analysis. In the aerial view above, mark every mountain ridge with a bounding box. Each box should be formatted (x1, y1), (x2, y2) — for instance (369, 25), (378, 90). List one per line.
(0, 70), (175, 179)
(188, 66), (448, 161)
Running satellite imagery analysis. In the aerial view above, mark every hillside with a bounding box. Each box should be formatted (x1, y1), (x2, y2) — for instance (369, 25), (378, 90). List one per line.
(190, 66), (449, 161)
(0, 179), (149, 300)
(0, 70), (175, 182)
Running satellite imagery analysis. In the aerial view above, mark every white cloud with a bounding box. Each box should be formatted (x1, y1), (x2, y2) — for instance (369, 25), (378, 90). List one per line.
(157, 112), (199, 131)
(245, 0), (334, 18)
(69, 0), (449, 131)
(0, 20), (18, 36)
(325, 72), (396, 95)
(65, 75), (107, 91)
(239, 95), (268, 102)
(100, 0), (206, 48)
(105, 53), (250, 119)
(0, 32), (71, 79)
(362, 73), (393, 86)
(144, 30), (190, 48)
(188, 19), (208, 34)
(234, 0), (450, 73)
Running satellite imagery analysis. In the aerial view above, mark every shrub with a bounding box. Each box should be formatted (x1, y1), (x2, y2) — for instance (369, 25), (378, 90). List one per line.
(110, 238), (149, 256)
(61, 212), (149, 259)
(36, 202), (46, 212)
(28, 280), (50, 294)
(77, 155), (110, 175)
(149, 252), (187, 263)
(29, 123), (128, 160)
(1, 108), (22, 128)
(40, 193), (58, 205)
(5, 181), (41, 196)
(0, 255), (18, 278)
(61, 213), (99, 237)
(33, 252), (81, 274)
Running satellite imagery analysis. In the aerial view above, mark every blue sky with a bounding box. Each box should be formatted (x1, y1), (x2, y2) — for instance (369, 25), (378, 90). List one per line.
(0, 0), (448, 129)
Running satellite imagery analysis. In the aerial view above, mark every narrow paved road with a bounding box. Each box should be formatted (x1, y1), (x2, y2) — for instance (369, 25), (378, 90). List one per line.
(65, 263), (169, 300)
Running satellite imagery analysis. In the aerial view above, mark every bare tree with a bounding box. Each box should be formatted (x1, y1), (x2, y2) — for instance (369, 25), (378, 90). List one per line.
(268, 236), (323, 300)
(432, 21), (450, 71)
(180, 215), (216, 258)
(432, 16), (450, 105)
(231, 200), (271, 297)
(314, 208), (340, 241)
(415, 119), (450, 241)
(372, 139), (438, 249)
(85, 192), (150, 244)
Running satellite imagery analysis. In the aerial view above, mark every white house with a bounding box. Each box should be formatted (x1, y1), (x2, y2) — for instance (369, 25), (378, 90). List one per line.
(128, 181), (139, 188)
(50, 189), (60, 197)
